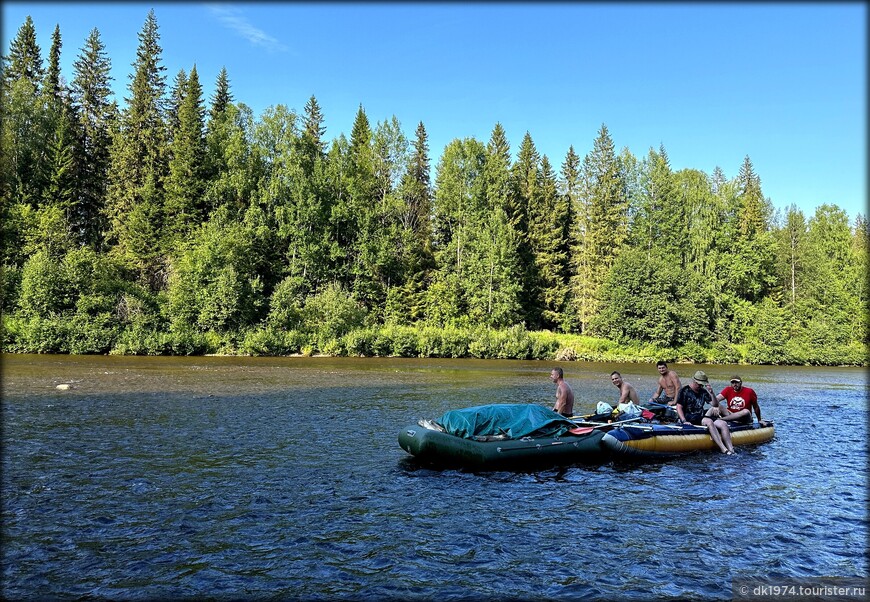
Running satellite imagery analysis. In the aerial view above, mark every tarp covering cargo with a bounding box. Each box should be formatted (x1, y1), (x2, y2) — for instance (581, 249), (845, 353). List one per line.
(436, 404), (577, 440)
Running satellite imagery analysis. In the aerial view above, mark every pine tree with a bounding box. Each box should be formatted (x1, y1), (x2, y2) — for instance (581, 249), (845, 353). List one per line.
(69, 27), (114, 248)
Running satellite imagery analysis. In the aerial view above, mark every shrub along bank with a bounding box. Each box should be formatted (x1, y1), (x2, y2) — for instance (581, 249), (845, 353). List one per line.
(2, 316), (865, 366)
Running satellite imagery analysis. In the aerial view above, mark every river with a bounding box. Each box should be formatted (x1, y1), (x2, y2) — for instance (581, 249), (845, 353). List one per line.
(1, 354), (867, 600)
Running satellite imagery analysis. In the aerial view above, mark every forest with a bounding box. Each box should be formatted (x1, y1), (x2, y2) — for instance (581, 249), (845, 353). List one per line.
(1, 11), (867, 365)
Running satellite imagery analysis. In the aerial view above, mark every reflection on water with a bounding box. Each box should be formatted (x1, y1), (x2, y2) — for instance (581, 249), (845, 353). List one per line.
(1, 354), (867, 599)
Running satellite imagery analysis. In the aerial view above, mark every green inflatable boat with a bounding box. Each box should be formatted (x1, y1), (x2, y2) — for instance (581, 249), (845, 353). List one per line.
(398, 403), (609, 470)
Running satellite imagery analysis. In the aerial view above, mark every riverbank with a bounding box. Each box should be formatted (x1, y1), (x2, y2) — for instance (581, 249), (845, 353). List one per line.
(2, 317), (865, 366)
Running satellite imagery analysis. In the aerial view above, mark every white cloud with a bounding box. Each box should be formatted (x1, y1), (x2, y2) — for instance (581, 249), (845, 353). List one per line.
(207, 5), (288, 52)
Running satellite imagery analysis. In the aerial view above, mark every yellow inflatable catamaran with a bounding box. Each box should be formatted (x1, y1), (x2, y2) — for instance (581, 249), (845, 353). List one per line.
(601, 420), (775, 458)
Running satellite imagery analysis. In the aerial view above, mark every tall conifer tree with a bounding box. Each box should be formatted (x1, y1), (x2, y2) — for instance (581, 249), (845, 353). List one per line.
(164, 64), (205, 244)
(574, 124), (626, 332)
(3, 16), (44, 85)
(69, 27), (114, 247)
(105, 9), (168, 286)
(1, 16), (46, 207)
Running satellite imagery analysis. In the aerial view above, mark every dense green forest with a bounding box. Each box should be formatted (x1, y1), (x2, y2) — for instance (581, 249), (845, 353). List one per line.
(1, 12), (867, 364)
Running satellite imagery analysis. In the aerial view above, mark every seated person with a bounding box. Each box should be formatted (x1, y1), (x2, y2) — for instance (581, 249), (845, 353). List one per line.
(715, 375), (761, 425)
(675, 370), (735, 455)
(610, 371), (639, 407)
(649, 361), (682, 405)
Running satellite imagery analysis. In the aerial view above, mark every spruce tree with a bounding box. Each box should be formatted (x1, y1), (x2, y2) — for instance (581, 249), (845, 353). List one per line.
(167, 68), (188, 144)
(392, 120), (434, 321)
(69, 27), (114, 248)
(510, 132), (541, 327)
(164, 64), (205, 244)
(532, 154), (570, 329)
(575, 124), (627, 333)
(3, 16), (44, 86)
(344, 105), (377, 303)
(40, 24), (76, 216)
(105, 9), (168, 286)
(302, 94), (326, 156)
(737, 155), (768, 237)
(1, 16), (46, 207)
(204, 67), (233, 185)
(559, 145), (582, 331)
(43, 25), (63, 100)
(209, 66), (232, 123)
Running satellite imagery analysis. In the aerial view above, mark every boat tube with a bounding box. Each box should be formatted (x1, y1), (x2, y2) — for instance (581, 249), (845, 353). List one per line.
(601, 420), (775, 458)
(398, 403), (610, 470)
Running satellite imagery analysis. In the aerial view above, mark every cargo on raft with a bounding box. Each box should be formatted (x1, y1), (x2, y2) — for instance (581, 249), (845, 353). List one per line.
(397, 403), (775, 470)
(397, 404), (609, 470)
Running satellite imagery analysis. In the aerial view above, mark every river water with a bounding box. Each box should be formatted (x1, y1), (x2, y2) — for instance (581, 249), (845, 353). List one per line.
(1, 354), (867, 600)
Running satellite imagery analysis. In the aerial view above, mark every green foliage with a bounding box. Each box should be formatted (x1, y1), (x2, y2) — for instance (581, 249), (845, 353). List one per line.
(300, 282), (367, 347)
(1, 12), (866, 365)
(19, 249), (74, 316)
(591, 248), (712, 347)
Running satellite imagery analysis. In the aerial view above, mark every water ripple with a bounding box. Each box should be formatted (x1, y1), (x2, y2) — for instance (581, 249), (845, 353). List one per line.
(2, 357), (867, 599)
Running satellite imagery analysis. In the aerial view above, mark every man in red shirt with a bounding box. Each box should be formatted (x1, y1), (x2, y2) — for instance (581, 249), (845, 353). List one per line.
(714, 375), (761, 425)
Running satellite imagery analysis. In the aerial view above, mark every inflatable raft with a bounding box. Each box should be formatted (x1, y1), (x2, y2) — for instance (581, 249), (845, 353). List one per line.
(601, 420), (775, 458)
(398, 403), (610, 470)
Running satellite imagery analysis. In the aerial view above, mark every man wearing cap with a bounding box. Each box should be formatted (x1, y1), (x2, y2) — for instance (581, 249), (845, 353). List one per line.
(674, 370), (735, 455)
(714, 376), (761, 425)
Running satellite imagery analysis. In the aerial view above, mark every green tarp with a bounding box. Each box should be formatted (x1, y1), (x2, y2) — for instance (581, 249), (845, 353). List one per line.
(436, 404), (577, 440)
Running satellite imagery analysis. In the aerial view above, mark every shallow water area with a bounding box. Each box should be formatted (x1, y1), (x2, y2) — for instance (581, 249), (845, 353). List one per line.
(2, 354), (867, 599)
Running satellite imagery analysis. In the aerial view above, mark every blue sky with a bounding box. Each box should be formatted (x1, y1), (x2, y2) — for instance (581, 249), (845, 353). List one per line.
(3, 2), (866, 222)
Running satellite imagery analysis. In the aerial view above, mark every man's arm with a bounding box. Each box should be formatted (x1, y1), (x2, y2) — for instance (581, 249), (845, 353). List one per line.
(751, 392), (762, 421)
(707, 386), (720, 408)
(669, 372), (682, 394)
(674, 389), (687, 422)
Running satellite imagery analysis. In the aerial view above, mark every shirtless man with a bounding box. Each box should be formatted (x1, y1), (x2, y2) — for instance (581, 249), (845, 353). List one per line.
(550, 367), (575, 417)
(649, 361), (682, 405)
(610, 371), (640, 408)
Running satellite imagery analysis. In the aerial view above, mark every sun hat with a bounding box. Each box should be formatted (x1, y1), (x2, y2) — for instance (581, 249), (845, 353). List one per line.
(692, 370), (709, 385)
